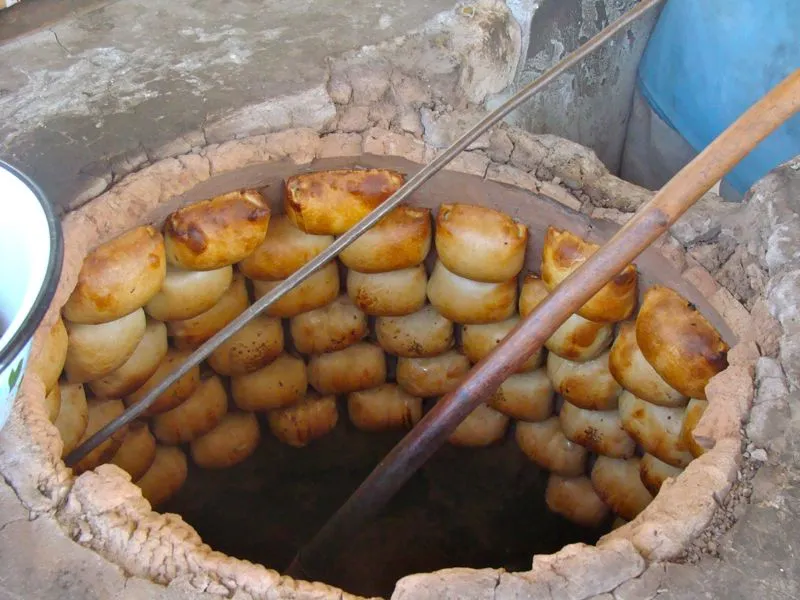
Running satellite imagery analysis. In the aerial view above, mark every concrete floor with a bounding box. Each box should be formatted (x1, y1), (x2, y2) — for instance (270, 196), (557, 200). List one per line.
(0, 0), (454, 211)
(1, 1), (798, 599)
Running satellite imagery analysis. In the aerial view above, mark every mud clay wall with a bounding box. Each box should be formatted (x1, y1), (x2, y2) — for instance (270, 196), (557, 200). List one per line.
(0, 1), (797, 599)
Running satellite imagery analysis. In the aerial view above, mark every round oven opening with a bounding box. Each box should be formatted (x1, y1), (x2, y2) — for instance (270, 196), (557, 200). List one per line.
(16, 136), (764, 600)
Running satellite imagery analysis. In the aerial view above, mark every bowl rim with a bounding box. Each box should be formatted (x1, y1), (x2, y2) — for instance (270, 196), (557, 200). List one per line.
(0, 160), (63, 375)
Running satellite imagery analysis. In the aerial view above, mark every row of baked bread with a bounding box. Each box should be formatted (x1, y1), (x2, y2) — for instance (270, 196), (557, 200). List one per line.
(29, 169), (727, 524)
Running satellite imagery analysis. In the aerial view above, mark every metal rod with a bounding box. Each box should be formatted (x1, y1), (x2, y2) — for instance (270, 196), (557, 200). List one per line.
(285, 68), (800, 579)
(65, 0), (664, 467)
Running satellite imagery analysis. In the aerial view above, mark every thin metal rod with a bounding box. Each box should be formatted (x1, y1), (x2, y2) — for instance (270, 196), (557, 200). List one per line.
(286, 68), (800, 579)
(65, 0), (664, 467)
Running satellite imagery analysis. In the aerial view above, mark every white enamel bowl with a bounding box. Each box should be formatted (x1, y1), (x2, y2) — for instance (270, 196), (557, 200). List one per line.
(0, 161), (63, 431)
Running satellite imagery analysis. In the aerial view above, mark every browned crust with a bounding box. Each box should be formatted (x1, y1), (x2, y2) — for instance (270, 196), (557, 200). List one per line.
(541, 227), (637, 322)
(636, 286), (729, 400)
(164, 189), (270, 270)
(62, 226), (166, 324)
(284, 169), (404, 235)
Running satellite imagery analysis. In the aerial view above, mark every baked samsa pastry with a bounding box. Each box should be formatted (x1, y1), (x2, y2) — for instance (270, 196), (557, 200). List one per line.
(285, 169), (404, 235)
(609, 321), (688, 407)
(64, 309), (146, 383)
(374, 305), (454, 358)
(618, 391), (693, 468)
(447, 403), (509, 447)
(635, 286), (728, 400)
(547, 351), (622, 410)
(145, 265), (233, 321)
(427, 260), (516, 324)
(520, 275), (613, 362)
(559, 400), (636, 458)
(267, 392), (339, 447)
(238, 214), (333, 280)
(62, 226), (166, 324)
(546, 474), (610, 528)
(347, 384), (423, 433)
(515, 417), (588, 477)
(435, 203), (527, 282)
(338, 206), (431, 273)
(541, 227), (637, 322)
(591, 456), (654, 521)
(164, 190), (270, 270)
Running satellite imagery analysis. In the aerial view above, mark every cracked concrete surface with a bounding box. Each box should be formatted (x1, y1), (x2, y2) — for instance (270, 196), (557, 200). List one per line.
(0, 0), (454, 210)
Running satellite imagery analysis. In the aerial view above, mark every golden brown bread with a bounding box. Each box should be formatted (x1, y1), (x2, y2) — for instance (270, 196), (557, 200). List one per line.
(290, 296), (369, 355)
(339, 206), (432, 273)
(251, 261), (339, 318)
(395, 350), (470, 397)
(546, 474), (610, 528)
(515, 417), (588, 476)
(609, 321), (688, 407)
(238, 214), (333, 280)
(518, 274), (549, 316)
(541, 227), (637, 322)
(64, 308), (147, 383)
(558, 400), (636, 458)
(144, 265), (233, 321)
(135, 445), (188, 507)
(62, 226), (166, 324)
(190, 412), (261, 469)
(547, 351), (622, 410)
(231, 353), (307, 411)
(618, 391), (694, 467)
(207, 314), (284, 376)
(164, 190), (270, 270)
(545, 313), (614, 362)
(427, 260), (517, 324)
(124, 348), (200, 416)
(88, 318), (168, 398)
(54, 383), (89, 457)
(110, 421), (157, 481)
(73, 398), (130, 475)
(347, 384), (423, 433)
(488, 369), (554, 422)
(167, 274), (249, 350)
(447, 403), (509, 447)
(681, 398), (709, 457)
(639, 453), (683, 495)
(285, 169), (405, 235)
(590, 456), (654, 521)
(435, 203), (528, 282)
(520, 274), (613, 362)
(347, 265), (427, 316)
(307, 342), (386, 395)
(28, 317), (68, 393)
(151, 375), (228, 444)
(635, 285), (729, 400)
(461, 317), (543, 372)
(44, 385), (61, 423)
(374, 305), (454, 358)
(267, 392), (339, 447)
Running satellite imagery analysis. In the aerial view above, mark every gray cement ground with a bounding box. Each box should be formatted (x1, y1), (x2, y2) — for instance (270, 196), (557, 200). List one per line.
(0, 0), (454, 211)
(1, 1), (798, 599)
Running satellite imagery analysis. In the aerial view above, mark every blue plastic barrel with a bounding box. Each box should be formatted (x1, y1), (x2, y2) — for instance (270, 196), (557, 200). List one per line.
(637, 0), (800, 194)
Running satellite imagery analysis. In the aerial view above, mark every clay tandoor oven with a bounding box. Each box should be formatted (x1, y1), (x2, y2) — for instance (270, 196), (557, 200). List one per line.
(13, 133), (761, 600)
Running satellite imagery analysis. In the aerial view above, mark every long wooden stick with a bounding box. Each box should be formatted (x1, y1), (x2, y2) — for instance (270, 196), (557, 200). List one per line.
(286, 68), (800, 579)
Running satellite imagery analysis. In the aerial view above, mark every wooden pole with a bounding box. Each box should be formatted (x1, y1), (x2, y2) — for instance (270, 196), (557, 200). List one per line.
(286, 68), (800, 579)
